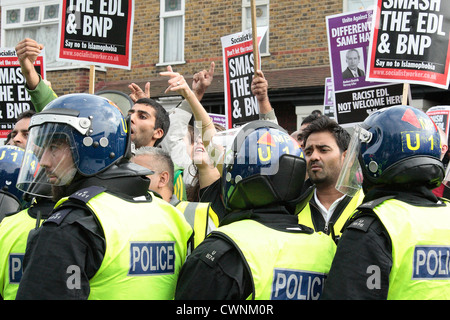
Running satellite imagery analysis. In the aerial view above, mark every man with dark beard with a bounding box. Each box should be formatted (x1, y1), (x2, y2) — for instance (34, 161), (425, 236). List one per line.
(15, 94), (192, 300)
(295, 116), (364, 243)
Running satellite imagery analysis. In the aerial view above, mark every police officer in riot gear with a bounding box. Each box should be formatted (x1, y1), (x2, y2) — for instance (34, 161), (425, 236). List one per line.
(0, 145), (55, 300)
(0, 146), (30, 220)
(0, 195), (54, 300)
(322, 105), (450, 300)
(175, 121), (336, 300)
(15, 94), (193, 300)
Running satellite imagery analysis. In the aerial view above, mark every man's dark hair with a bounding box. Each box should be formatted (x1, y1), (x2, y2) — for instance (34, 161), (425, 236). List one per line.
(16, 110), (36, 122)
(301, 113), (321, 126)
(311, 109), (322, 117)
(4, 131), (12, 145)
(6, 110), (36, 145)
(302, 116), (351, 153)
(135, 98), (170, 147)
(297, 113), (322, 142)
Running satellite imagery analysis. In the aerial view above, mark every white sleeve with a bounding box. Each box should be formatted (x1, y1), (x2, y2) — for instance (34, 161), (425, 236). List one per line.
(160, 100), (193, 172)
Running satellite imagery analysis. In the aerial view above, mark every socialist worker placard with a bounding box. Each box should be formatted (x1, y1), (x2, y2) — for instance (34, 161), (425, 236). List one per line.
(221, 27), (267, 129)
(0, 48), (45, 142)
(367, 0), (450, 89)
(57, 0), (134, 69)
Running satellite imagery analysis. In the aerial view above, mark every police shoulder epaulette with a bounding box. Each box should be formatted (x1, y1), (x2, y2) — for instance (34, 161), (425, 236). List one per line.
(44, 186), (107, 226)
(356, 195), (395, 211)
(199, 231), (238, 268)
(44, 207), (73, 226)
(346, 215), (377, 233)
(344, 196), (394, 233)
(68, 186), (106, 204)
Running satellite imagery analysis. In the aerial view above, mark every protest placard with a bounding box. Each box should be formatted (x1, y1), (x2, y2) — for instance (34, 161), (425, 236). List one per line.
(221, 27), (267, 129)
(367, 0), (450, 89)
(426, 105), (450, 136)
(209, 113), (227, 130)
(323, 77), (336, 120)
(327, 9), (404, 127)
(57, 0), (134, 70)
(0, 48), (45, 142)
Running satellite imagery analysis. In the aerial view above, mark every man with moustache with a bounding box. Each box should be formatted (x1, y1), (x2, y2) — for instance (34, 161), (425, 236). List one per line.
(295, 116), (364, 243)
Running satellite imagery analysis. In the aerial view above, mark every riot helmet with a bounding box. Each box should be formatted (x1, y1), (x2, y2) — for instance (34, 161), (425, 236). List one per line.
(336, 105), (444, 195)
(220, 121), (306, 212)
(0, 145), (31, 214)
(17, 93), (130, 197)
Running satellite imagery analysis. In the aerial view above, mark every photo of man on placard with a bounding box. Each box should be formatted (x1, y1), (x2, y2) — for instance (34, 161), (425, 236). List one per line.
(342, 48), (365, 79)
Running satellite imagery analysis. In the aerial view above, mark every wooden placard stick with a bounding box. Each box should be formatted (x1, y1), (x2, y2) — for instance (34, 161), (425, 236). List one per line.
(89, 65), (95, 94)
(251, 0), (259, 75)
(402, 83), (410, 105)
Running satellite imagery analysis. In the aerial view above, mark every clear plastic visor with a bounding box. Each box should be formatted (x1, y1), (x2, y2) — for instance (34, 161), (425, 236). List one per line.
(335, 125), (370, 196)
(208, 127), (242, 171)
(16, 123), (78, 198)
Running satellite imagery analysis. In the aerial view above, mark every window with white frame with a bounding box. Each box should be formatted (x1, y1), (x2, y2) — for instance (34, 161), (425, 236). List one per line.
(242, 0), (269, 55)
(1, 0), (78, 70)
(159, 0), (185, 65)
(344, 0), (375, 12)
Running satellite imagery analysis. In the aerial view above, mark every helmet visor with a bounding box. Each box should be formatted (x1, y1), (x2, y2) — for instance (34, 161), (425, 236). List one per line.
(209, 127), (241, 171)
(17, 123), (78, 198)
(335, 125), (368, 196)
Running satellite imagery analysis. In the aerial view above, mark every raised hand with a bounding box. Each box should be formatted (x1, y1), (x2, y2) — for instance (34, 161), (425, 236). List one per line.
(192, 61), (215, 101)
(128, 82), (150, 102)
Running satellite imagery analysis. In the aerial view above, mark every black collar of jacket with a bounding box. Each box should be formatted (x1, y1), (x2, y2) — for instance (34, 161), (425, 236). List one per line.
(219, 206), (314, 234)
(65, 163), (151, 200)
(363, 184), (440, 206)
(27, 198), (56, 220)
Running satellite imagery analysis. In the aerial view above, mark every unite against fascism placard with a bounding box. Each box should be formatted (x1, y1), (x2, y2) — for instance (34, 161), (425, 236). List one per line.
(367, 0), (450, 89)
(58, 0), (134, 69)
(327, 10), (404, 127)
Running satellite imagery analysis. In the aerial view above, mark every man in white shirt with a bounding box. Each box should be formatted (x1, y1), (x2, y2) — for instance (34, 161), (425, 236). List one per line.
(296, 116), (365, 242)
